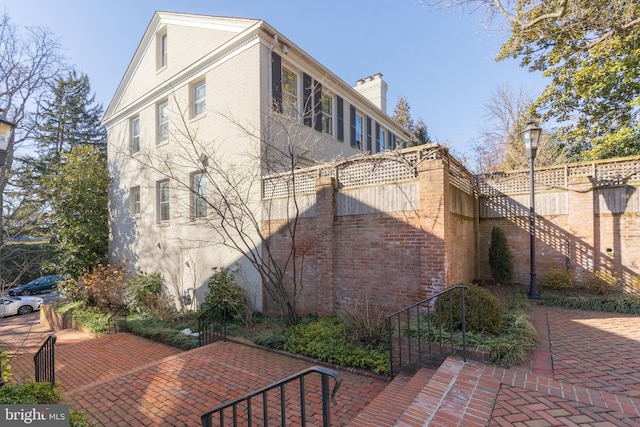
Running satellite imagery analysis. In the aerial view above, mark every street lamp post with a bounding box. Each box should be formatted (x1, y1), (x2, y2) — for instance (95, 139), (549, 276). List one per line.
(521, 121), (542, 300)
(0, 109), (16, 167)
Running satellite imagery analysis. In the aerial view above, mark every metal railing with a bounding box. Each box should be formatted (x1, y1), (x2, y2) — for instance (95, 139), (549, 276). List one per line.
(197, 300), (228, 346)
(386, 285), (469, 376)
(107, 305), (129, 334)
(201, 366), (342, 427)
(34, 334), (56, 383)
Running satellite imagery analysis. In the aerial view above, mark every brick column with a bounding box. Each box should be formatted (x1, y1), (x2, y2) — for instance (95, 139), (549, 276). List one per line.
(567, 175), (595, 280)
(315, 176), (335, 315)
(418, 158), (450, 297)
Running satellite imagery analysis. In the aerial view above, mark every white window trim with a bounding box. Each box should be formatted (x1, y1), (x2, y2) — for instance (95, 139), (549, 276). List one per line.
(321, 92), (333, 136)
(158, 180), (170, 223)
(191, 172), (207, 219)
(157, 100), (169, 144)
(130, 186), (141, 217)
(191, 80), (206, 118)
(282, 66), (298, 119)
(130, 116), (140, 154)
(157, 30), (168, 70)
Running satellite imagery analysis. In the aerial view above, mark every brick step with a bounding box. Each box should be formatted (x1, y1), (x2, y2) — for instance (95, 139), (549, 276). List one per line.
(393, 357), (501, 426)
(348, 367), (436, 427)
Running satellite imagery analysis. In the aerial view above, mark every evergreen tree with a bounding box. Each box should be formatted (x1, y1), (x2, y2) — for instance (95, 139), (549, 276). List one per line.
(36, 71), (106, 160)
(46, 146), (109, 278)
(15, 71), (106, 238)
(488, 227), (514, 284)
(392, 96), (431, 147)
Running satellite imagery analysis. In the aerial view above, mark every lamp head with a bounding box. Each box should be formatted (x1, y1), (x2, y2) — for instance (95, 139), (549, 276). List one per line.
(520, 121), (541, 161)
(0, 110), (16, 166)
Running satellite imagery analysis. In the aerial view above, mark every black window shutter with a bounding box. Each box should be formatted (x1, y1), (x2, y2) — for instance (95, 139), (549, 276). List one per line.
(314, 80), (322, 132)
(337, 96), (344, 142)
(303, 73), (312, 127)
(350, 105), (356, 147)
(366, 116), (372, 152)
(271, 52), (282, 113)
(388, 130), (393, 149)
(375, 122), (381, 151)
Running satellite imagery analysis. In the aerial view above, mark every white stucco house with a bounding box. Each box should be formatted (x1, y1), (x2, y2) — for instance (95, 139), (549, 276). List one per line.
(103, 11), (410, 310)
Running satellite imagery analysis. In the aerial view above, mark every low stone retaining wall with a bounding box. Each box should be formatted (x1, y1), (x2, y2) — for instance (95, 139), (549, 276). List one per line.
(39, 304), (103, 337)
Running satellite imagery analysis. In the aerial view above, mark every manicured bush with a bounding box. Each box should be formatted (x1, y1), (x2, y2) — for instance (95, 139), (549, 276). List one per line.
(539, 268), (574, 290)
(200, 268), (251, 325)
(488, 227), (514, 284)
(438, 284), (504, 334)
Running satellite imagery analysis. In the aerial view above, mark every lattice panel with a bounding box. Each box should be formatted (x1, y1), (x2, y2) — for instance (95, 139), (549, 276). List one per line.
(448, 160), (474, 194)
(595, 160), (640, 186)
(337, 158), (416, 188)
(263, 167), (324, 198)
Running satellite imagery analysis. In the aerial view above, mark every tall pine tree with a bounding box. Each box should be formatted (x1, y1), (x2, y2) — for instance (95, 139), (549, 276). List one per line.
(14, 71), (106, 238)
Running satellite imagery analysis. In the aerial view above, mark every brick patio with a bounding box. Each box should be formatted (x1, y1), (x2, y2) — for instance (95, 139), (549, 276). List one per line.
(2, 304), (640, 426)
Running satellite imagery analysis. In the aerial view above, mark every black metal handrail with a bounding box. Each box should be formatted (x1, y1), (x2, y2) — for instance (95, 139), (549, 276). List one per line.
(201, 366), (342, 427)
(34, 334), (56, 384)
(107, 305), (129, 334)
(386, 285), (469, 376)
(197, 299), (228, 346)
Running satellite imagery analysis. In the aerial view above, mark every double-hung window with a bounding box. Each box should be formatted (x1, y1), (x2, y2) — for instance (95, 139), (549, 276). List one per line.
(157, 100), (169, 143)
(193, 81), (206, 117)
(321, 93), (333, 135)
(130, 116), (140, 153)
(130, 186), (140, 217)
(158, 180), (170, 223)
(355, 114), (364, 149)
(191, 172), (207, 219)
(378, 127), (386, 152)
(282, 67), (298, 118)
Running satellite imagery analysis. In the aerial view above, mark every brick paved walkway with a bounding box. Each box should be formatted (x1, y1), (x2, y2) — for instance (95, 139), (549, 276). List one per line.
(488, 305), (640, 426)
(2, 304), (640, 426)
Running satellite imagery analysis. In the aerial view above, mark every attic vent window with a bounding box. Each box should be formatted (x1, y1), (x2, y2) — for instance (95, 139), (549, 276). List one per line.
(157, 30), (168, 70)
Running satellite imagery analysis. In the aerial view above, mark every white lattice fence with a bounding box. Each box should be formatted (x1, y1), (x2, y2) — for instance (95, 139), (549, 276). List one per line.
(477, 156), (640, 195)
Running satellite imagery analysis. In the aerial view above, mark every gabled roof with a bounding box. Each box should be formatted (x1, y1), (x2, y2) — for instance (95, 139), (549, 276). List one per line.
(103, 11), (261, 120)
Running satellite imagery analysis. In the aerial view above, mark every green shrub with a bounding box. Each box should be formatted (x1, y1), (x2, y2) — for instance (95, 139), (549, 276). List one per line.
(125, 314), (200, 350)
(0, 381), (61, 404)
(283, 316), (390, 376)
(539, 268), (574, 290)
(488, 227), (514, 284)
(253, 330), (288, 350)
(438, 285), (504, 334)
(487, 312), (538, 367)
(201, 268), (251, 325)
(70, 410), (95, 427)
(338, 297), (388, 347)
(1, 348), (12, 384)
(578, 271), (618, 294)
(124, 272), (174, 317)
(55, 300), (111, 333)
(541, 292), (640, 314)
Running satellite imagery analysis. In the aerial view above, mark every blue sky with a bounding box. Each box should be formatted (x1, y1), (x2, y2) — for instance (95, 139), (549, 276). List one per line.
(6, 0), (547, 157)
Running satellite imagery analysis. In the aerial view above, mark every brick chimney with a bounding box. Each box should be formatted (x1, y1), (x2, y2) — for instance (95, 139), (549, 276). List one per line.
(354, 73), (388, 114)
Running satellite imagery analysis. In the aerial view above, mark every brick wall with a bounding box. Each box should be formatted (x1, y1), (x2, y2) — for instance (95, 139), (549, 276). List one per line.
(262, 155), (476, 317)
(478, 165), (640, 290)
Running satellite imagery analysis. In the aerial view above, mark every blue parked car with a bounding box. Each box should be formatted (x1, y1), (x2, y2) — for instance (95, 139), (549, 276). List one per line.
(8, 275), (63, 296)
